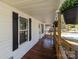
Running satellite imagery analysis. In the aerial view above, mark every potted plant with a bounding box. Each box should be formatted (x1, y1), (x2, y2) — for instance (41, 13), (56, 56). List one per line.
(60, 0), (78, 24)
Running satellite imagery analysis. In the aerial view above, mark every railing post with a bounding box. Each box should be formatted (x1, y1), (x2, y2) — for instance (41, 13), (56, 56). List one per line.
(56, 10), (62, 59)
(53, 25), (56, 36)
(56, 10), (61, 46)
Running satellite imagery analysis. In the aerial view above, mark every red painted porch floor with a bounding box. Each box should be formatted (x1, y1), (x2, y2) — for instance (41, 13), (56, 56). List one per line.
(22, 35), (57, 59)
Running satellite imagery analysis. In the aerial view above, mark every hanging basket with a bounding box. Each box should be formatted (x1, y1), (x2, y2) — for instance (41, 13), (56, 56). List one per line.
(53, 21), (58, 27)
(62, 7), (78, 24)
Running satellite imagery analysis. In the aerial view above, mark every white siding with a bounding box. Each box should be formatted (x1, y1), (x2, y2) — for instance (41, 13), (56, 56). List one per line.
(0, 1), (44, 59)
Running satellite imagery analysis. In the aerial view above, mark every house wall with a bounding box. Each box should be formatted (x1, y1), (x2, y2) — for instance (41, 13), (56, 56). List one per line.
(0, 1), (45, 59)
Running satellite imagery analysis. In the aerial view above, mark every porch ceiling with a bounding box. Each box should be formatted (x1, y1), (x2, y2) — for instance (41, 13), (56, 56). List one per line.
(0, 0), (60, 24)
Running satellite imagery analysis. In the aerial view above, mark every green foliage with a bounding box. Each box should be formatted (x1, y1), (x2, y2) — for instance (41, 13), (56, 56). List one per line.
(60, 0), (78, 13)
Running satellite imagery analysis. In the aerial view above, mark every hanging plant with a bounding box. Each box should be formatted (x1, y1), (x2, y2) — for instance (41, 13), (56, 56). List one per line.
(53, 20), (58, 27)
(60, 0), (78, 13)
(59, 0), (78, 24)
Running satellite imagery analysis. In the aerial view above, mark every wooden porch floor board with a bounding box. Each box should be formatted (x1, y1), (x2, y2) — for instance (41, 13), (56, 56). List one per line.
(22, 35), (57, 59)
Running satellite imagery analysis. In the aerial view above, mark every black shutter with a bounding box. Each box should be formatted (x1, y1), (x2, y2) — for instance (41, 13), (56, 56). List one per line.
(29, 18), (32, 41)
(41, 24), (43, 33)
(12, 12), (18, 51)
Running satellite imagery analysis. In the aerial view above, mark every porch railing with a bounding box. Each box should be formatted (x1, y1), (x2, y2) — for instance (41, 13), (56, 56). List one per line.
(53, 10), (77, 59)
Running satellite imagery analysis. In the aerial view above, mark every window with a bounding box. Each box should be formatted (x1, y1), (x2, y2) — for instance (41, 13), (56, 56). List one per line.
(19, 17), (28, 44)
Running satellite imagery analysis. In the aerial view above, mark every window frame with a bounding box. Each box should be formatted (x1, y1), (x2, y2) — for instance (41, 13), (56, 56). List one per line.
(18, 16), (29, 45)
